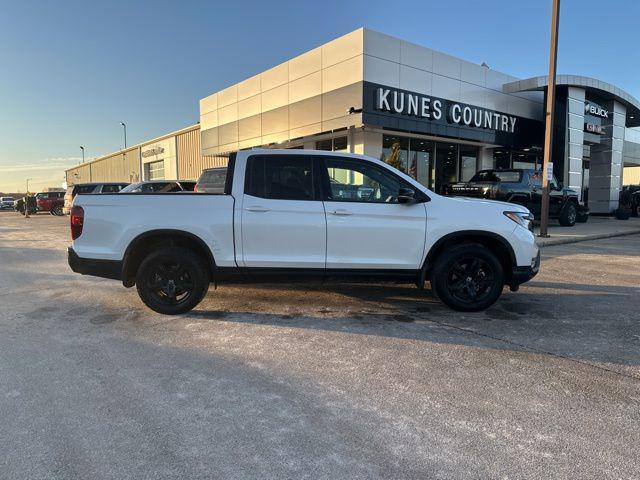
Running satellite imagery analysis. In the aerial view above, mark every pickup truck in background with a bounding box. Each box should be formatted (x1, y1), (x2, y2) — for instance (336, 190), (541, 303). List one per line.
(445, 169), (589, 226)
(68, 150), (540, 314)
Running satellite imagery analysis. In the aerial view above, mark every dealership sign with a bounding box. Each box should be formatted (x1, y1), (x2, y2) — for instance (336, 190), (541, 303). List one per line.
(375, 87), (517, 133)
(585, 122), (604, 134)
(584, 101), (609, 118)
(141, 146), (165, 158)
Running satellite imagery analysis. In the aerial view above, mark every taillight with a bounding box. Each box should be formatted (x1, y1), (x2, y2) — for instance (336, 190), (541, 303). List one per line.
(193, 184), (198, 192)
(70, 205), (84, 240)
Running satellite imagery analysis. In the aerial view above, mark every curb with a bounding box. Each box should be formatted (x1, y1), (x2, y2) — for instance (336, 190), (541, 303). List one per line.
(536, 229), (640, 247)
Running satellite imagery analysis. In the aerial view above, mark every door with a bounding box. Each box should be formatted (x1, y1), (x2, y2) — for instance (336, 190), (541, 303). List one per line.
(240, 154), (326, 269)
(320, 157), (427, 270)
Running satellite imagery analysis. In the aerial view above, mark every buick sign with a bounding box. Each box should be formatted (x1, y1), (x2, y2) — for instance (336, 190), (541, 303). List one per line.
(584, 101), (609, 119)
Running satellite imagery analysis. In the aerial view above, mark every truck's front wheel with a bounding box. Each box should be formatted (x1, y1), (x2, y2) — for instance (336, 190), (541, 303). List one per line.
(136, 247), (209, 315)
(429, 244), (504, 312)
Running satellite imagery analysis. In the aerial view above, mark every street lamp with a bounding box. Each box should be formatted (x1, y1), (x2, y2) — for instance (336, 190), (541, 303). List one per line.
(120, 122), (127, 149)
(80, 146), (85, 163)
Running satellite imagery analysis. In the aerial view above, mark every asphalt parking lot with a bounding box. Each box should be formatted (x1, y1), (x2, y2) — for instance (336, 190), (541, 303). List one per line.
(1, 210), (639, 479)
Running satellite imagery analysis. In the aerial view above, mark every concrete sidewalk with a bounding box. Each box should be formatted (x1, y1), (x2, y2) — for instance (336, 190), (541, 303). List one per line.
(535, 216), (640, 247)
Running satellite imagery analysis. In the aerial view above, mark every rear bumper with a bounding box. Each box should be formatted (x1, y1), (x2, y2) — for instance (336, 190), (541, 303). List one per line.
(68, 247), (123, 281)
(510, 250), (540, 286)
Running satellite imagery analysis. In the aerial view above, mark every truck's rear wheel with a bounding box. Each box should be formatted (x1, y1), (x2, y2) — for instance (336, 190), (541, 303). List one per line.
(51, 205), (63, 216)
(429, 244), (504, 312)
(136, 247), (209, 315)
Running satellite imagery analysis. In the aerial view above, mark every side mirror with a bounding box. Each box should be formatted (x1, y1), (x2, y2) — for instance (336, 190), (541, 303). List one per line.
(398, 187), (416, 204)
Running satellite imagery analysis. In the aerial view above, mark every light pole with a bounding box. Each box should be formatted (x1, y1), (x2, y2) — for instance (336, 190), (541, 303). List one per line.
(25, 178), (32, 218)
(80, 146), (85, 163)
(120, 122), (127, 149)
(539, 0), (561, 238)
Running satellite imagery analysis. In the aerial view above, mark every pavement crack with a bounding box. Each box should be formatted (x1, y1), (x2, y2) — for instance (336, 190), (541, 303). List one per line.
(420, 317), (640, 382)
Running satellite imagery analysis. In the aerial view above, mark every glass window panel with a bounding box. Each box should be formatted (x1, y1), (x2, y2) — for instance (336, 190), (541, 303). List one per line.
(381, 136), (409, 174)
(459, 146), (478, 182)
(264, 156), (314, 200)
(324, 158), (402, 204)
(493, 150), (511, 169)
(409, 139), (434, 188)
(316, 139), (332, 151)
(333, 136), (348, 152)
(146, 160), (165, 180)
(436, 143), (458, 192)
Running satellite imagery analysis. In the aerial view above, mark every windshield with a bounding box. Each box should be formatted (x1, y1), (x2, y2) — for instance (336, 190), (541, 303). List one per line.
(470, 170), (521, 183)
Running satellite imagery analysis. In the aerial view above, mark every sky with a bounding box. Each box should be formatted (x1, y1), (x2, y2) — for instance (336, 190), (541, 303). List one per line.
(1, 0), (639, 192)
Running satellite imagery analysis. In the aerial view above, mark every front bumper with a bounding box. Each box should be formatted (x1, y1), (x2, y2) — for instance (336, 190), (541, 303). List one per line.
(510, 250), (540, 286)
(68, 247), (123, 281)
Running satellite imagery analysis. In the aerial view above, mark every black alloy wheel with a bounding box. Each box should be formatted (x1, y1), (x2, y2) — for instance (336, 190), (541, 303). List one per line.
(136, 247), (209, 315)
(52, 205), (64, 216)
(429, 243), (504, 312)
(445, 257), (495, 304)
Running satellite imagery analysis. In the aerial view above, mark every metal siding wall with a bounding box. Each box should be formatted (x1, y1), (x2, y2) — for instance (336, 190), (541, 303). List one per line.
(623, 166), (640, 185)
(177, 129), (204, 180)
(202, 155), (229, 170)
(67, 164), (92, 184)
(124, 149), (141, 182)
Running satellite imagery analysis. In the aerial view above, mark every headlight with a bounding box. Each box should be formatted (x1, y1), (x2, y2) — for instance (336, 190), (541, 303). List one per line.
(504, 211), (534, 231)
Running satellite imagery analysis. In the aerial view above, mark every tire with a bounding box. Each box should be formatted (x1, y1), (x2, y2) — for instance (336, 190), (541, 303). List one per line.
(135, 247), (210, 315)
(576, 211), (589, 223)
(52, 205), (63, 216)
(558, 202), (577, 227)
(429, 243), (504, 312)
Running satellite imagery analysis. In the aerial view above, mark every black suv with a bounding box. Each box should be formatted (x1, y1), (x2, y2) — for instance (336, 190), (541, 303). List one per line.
(445, 169), (588, 226)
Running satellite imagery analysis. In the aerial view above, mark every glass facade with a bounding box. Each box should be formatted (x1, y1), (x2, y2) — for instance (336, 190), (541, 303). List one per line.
(145, 160), (165, 180)
(379, 134), (479, 193)
(493, 149), (541, 170)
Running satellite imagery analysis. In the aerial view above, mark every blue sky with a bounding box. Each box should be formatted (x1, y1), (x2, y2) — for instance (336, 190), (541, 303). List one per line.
(1, 0), (639, 192)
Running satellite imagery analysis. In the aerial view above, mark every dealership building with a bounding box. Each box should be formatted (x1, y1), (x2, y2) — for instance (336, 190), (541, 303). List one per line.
(66, 28), (640, 213)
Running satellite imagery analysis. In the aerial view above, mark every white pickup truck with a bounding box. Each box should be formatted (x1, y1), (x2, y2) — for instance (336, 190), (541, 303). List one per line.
(68, 149), (540, 314)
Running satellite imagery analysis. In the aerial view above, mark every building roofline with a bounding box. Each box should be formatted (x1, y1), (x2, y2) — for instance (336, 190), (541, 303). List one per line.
(65, 123), (200, 172)
(503, 75), (640, 127)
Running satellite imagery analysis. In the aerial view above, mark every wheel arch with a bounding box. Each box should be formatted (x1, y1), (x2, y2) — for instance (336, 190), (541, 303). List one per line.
(122, 229), (216, 287)
(422, 230), (516, 281)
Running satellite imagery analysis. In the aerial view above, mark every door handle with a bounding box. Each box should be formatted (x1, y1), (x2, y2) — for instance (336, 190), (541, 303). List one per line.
(246, 206), (270, 213)
(329, 209), (353, 216)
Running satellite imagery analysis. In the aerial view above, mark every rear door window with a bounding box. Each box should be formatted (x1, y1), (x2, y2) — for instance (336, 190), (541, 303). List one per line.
(245, 155), (314, 200)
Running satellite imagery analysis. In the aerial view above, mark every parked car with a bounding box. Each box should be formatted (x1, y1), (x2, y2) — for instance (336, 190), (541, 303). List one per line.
(195, 167), (227, 193)
(445, 169), (588, 226)
(119, 180), (196, 193)
(63, 183), (129, 214)
(36, 191), (65, 216)
(0, 197), (15, 209)
(68, 149), (540, 315)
